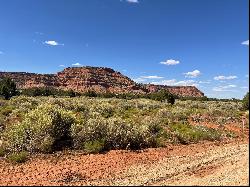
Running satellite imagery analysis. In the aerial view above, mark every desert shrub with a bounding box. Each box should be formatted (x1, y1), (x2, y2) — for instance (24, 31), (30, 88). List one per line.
(21, 87), (80, 97)
(0, 106), (14, 116)
(179, 96), (208, 101)
(0, 147), (6, 157)
(89, 102), (115, 118)
(1, 95), (243, 154)
(242, 92), (249, 110)
(71, 116), (160, 151)
(116, 93), (138, 100)
(105, 118), (147, 150)
(70, 115), (105, 149)
(97, 92), (116, 98)
(225, 130), (238, 138)
(83, 139), (105, 154)
(3, 104), (78, 153)
(21, 87), (51, 96)
(170, 123), (221, 144)
(157, 108), (190, 124)
(84, 90), (98, 97)
(7, 151), (28, 163)
(9, 95), (39, 106)
(0, 98), (7, 106)
(242, 111), (249, 129)
(142, 116), (169, 146)
(0, 117), (5, 132)
(8, 96), (40, 116)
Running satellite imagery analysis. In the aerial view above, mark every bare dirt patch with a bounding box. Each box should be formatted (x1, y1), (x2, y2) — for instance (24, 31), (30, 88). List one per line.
(0, 138), (248, 186)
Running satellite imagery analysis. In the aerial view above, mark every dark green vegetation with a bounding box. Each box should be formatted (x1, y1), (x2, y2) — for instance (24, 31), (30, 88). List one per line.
(0, 94), (247, 164)
(83, 139), (105, 154)
(0, 147), (5, 157)
(242, 92), (249, 110)
(20, 87), (81, 97)
(6, 151), (28, 163)
(0, 78), (246, 105)
(16, 87), (247, 104)
(0, 78), (18, 99)
(20, 87), (177, 104)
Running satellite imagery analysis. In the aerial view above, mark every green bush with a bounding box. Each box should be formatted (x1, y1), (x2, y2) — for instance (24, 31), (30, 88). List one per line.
(84, 90), (98, 97)
(3, 104), (77, 153)
(21, 87), (80, 97)
(83, 139), (105, 154)
(0, 106), (14, 116)
(1, 95), (242, 155)
(0, 147), (6, 157)
(97, 92), (115, 98)
(70, 116), (105, 149)
(7, 151), (28, 163)
(170, 123), (221, 144)
(167, 95), (175, 105)
(0, 78), (18, 100)
(71, 116), (161, 151)
(242, 92), (249, 110)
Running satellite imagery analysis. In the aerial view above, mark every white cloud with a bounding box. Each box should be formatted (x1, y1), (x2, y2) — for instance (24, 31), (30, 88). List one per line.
(199, 80), (211, 84)
(214, 75), (237, 80)
(72, 63), (82, 66)
(212, 85), (237, 92)
(44, 40), (64, 46)
(141, 75), (164, 79)
(175, 80), (198, 86)
(152, 79), (177, 85)
(241, 40), (249, 46)
(160, 59), (180, 65)
(0, 51), (3, 55)
(133, 77), (146, 83)
(226, 85), (237, 88)
(59, 65), (65, 67)
(126, 0), (139, 3)
(152, 79), (198, 87)
(184, 70), (201, 78)
(133, 75), (164, 83)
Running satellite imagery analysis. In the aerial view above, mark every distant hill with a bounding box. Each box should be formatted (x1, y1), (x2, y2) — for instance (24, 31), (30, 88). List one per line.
(0, 66), (204, 97)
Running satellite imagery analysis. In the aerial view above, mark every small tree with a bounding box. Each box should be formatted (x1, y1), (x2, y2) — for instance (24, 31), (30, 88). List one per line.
(148, 89), (175, 104)
(167, 94), (175, 105)
(0, 78), (18, 99)
(85, 90), (97, 97)
(242, 92), (249, 110)
(68, 89), (76, 97)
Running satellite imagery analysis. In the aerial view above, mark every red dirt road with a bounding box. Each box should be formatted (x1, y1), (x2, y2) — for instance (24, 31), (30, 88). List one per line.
(0, 138), (248, 186)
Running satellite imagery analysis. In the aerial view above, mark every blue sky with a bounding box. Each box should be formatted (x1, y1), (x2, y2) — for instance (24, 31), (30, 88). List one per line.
(0, 0), (249, 99)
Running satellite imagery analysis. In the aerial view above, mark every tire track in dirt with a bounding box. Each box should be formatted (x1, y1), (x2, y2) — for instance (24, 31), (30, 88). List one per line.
(107, 143), (248, 186)
(0, 139), (248, 186)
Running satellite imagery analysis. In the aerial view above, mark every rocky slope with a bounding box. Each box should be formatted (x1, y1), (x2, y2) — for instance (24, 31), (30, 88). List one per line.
(0, 66), (204, 97)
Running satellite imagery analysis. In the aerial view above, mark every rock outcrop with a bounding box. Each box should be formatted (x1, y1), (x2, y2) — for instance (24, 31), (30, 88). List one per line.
(145, 84), (204, 97)
(0, 66), (204, 97)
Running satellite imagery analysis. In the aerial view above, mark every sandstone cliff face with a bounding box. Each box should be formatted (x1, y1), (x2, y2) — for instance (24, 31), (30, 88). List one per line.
(56, 67), (146, 94)
(0, 67), (204, 97)
(145, 84), (204, 97)
(0, 72), (58, 88)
